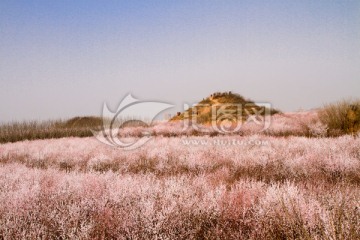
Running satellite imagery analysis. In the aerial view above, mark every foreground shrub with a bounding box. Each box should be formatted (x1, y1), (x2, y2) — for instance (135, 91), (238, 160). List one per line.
(319, 99), (360, 136)
(0, 135), (359, 239)
(0, 165), (359, 239)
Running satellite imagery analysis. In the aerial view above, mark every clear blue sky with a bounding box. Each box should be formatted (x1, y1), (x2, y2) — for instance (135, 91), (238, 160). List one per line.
(1, 0), (359, 122)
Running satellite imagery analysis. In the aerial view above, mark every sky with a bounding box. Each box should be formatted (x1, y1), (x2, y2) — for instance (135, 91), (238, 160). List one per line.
(0, 0), (359, 122)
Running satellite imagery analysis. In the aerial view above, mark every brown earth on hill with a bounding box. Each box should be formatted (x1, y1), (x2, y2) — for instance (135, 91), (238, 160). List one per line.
(170, 91), (280, 124)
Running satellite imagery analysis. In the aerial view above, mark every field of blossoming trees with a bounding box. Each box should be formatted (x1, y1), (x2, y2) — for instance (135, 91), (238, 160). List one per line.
(0, 111), (359, 239)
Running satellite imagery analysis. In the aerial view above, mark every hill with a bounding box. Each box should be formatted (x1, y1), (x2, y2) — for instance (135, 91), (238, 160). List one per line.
(170, 91), (279, 124)
(63, 116), (103, 128)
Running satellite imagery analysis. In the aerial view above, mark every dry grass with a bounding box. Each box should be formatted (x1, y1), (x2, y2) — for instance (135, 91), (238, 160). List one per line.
(0, 117), (100, 143)
(0, 116), (149, 144)
(319, 99), (360, 136)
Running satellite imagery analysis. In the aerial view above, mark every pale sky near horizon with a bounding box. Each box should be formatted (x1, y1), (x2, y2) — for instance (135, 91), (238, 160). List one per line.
(1, 0), (359, 122)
